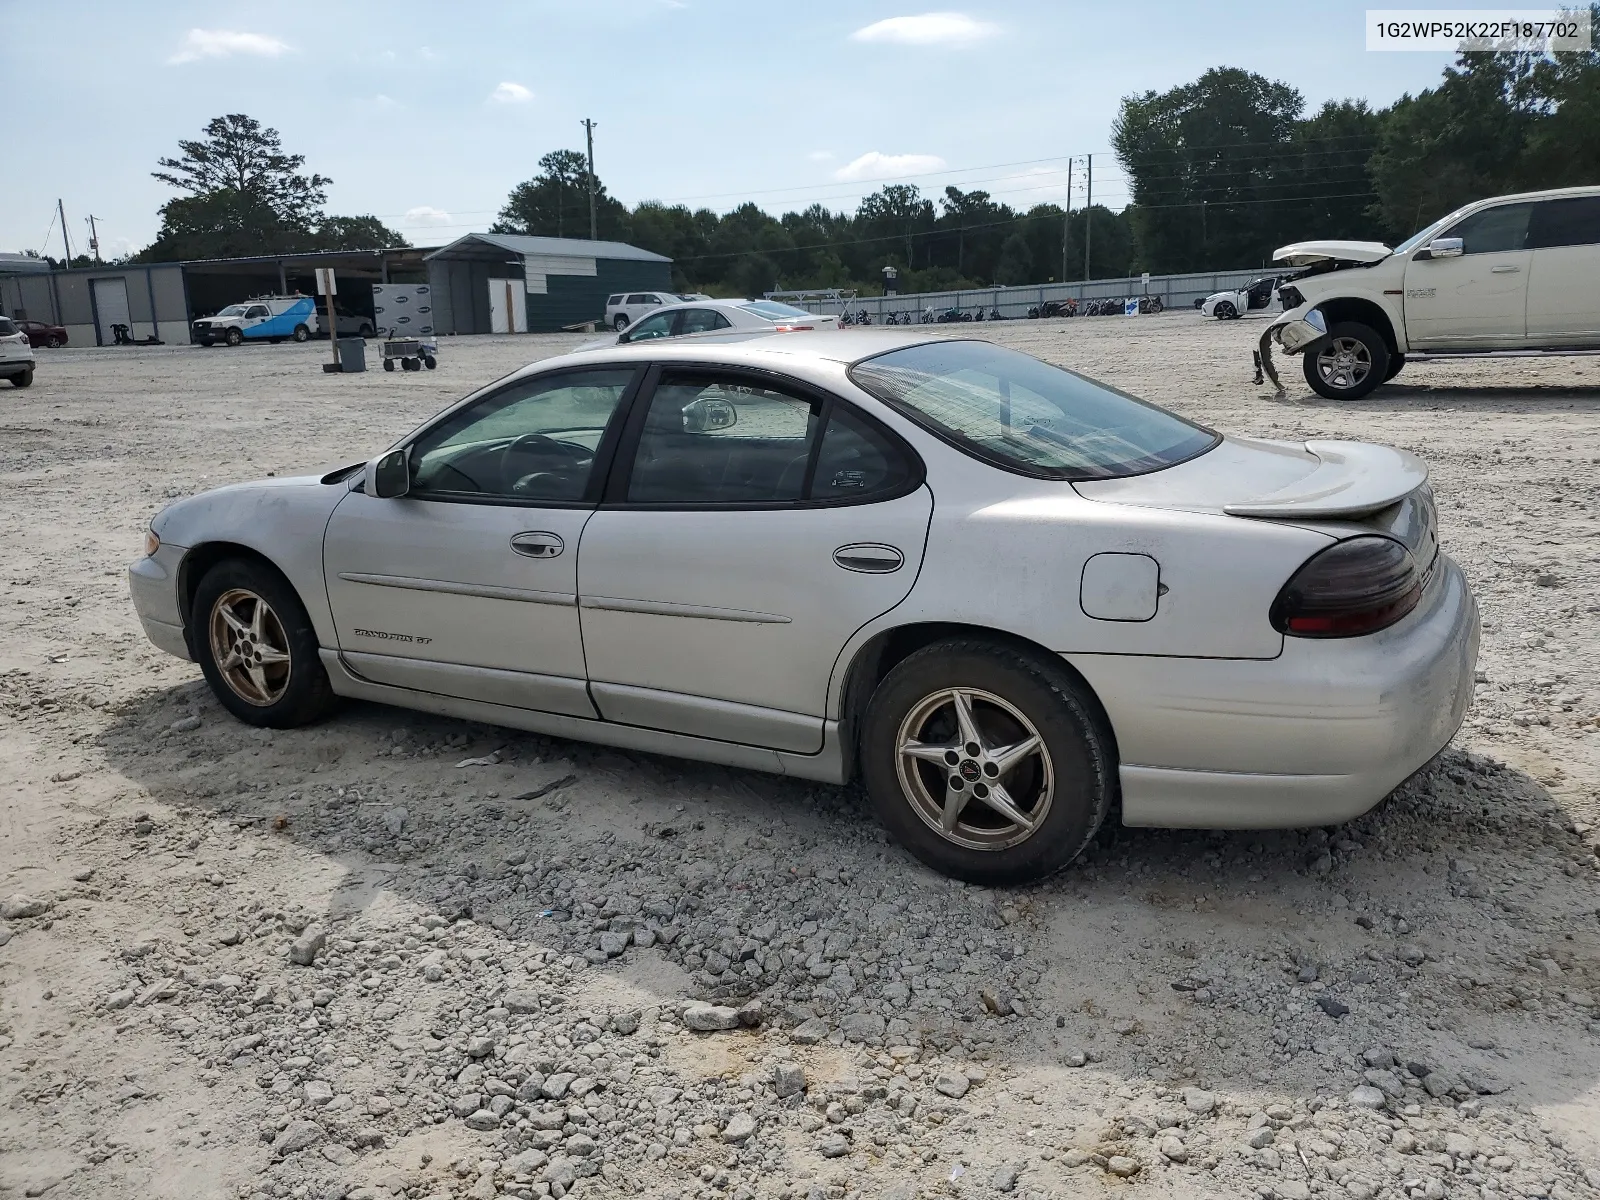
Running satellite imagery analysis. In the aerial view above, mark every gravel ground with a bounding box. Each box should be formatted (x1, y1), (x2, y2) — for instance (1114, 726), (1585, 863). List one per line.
(2, 315), (1598, 1200)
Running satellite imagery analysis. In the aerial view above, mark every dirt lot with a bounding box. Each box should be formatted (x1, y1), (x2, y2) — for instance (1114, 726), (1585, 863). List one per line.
(2, 316), (1598, 1200)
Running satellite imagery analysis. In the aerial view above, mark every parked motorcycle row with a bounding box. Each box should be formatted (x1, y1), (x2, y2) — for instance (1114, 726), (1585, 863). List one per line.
(836, 293), (1167, 326)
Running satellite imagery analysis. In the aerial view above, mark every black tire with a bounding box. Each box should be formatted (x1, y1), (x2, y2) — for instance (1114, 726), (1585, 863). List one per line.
(1214, 301), (1237, 320)
(860, 639), (1114, 884)
(48, 335), (65, 348)
(383, 358), (395, 371)
(359, 323), (375, 338)
(191, 558), (337, 729)
(423, 355), (437, 369)
(225, 327), (243, 347)
(11, 368), (34, 389)
(292, 324), (310, 343)
(1303, 320), (1389, 401)
(613, 314), (629, 331)
(1384, 352), (1406, 382)
(403, 357), (420, 371)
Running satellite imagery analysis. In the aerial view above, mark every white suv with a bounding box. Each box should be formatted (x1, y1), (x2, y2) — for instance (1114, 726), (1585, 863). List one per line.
(604, 291), (708, 332)
(1258, 186), (1600, 399)
(0, 315), (36, 388)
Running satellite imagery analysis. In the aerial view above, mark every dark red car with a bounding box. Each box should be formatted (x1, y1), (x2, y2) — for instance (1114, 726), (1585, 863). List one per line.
(18, 319), (67, 348)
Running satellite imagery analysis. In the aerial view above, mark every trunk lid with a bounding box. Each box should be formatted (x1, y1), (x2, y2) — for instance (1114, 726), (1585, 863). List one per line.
(1073, 436), (1428, 520)
(1273, 239), (1392, 267)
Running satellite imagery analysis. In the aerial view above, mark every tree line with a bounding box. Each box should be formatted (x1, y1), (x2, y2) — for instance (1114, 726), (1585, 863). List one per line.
(47, 22), (1598, 291)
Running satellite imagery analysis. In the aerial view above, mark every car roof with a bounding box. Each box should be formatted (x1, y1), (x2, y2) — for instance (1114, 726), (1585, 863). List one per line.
(558, 327), (955, 370)
(634, 297), (788, 315)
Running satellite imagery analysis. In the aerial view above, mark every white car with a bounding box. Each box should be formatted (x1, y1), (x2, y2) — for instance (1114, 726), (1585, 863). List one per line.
(604, 290), (708, 332)
(1259, 186), (1600, 399)
(580, 298), (839, 350)
(1200, 276), (1282, 320)
(0, 314), (36, 388)
(128, 331), (1477, 883)
(193, 296), (320, 347)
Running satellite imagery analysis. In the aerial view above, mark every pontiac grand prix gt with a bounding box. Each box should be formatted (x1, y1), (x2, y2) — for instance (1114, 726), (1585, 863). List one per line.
(130, 331), (1479, 882)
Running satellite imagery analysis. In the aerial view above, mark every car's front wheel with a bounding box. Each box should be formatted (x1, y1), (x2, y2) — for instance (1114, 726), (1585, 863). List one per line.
(1213, 300), (1237, 320)
(861, 639), (1113, 884)
(1304, 321), (1389, 400)
(48, 335), (64, 348)
(192, 559), (336, 728)
(225, 327), (243, 347)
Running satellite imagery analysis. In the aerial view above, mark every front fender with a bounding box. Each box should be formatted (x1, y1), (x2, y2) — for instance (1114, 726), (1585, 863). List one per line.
(152, 475), (349, 646)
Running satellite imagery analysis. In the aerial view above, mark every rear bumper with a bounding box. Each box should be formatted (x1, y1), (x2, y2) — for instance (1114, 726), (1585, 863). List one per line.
(1068, 553), (1479, 828)
(0, 357), (34, 376)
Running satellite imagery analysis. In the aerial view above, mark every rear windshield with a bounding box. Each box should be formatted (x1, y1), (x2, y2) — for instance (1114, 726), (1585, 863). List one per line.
(0, 318), (16, 335)
(739, 300), (811, 319)
(849, 340), (1218, 481)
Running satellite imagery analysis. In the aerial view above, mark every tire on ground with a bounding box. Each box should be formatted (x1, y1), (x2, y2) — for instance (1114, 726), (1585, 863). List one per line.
(613, 315), (629, 331)
(12, 368), (33, 388)
(191, 558), (337, 729)
(1303, 320), (1390, 401)
(860, 638), (1114, 884)
(225, 327), (243, 346)
(1384, 352), (1406, 382)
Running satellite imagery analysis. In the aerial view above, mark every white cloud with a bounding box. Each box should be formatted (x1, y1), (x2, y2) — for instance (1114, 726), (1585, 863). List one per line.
(168, 29), (292, 65)
(850, 12), (999, 46)
(808, 150), (835, 162)
(490, 81), (533, 104)
(833, 151), (947, 182)
(403, 206), (453, 228)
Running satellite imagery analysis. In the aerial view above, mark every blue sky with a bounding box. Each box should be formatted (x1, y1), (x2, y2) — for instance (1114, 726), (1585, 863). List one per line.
(2, 0), (1461, 258)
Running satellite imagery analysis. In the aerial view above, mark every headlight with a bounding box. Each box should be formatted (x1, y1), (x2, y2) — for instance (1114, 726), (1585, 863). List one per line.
(143, 527), (160, 557)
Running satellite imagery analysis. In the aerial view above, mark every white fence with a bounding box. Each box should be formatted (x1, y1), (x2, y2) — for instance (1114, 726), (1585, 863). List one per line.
(794, 267), (1276, 321)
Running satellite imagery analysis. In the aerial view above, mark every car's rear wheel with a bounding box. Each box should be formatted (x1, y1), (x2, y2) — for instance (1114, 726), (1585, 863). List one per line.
(861, 639), (1113, 884)
(293, 325), (311, 343)
(1304, 321), (1389, 401)
(11, 368), (34, 389)
(1214, 300), (1237, 320)
(192, 559), (336, 728)
(613, 315), (629, 331)
(225, 327), (243, 347)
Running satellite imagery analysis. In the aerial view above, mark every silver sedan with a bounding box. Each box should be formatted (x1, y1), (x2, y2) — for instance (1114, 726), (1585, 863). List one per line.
(577, 298), (838, 351)
(129, 331), (1479, 883)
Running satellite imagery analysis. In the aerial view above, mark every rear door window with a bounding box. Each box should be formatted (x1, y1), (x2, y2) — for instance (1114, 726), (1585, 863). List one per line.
(677, 308), (732, 334)
(1527, 197), (1600, 249)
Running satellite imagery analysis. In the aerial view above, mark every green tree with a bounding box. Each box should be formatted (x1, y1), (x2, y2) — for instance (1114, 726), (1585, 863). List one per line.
(311, 215), (409, 251)
(994, 231), (1034, 285)
(153, 114), (330, 228)
(493, 150), (630, 241)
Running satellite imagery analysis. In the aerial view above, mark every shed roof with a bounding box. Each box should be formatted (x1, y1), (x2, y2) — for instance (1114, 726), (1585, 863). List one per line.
(425, 232), (671, 264)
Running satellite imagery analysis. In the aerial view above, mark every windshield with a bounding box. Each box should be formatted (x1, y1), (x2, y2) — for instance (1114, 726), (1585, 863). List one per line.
(739, 300), (811, 319)
(1393, 206), (1469, 256)
(216, 304), (249, 317)
(850, 340), (1218, 481)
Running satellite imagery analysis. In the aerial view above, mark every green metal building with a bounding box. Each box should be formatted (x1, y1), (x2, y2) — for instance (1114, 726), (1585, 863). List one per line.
(425, 233), (673, 334)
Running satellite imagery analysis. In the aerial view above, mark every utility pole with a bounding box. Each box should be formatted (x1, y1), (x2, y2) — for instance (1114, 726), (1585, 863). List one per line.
(1083, 155), (1093, 283)
(86, 215), (102, 264)
(581, 118), (598, 240)
(57, 199), (73, 267)
(1061, 159), (1073, 283)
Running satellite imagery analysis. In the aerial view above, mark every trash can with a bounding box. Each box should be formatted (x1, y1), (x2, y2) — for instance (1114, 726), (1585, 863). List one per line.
(336, 337), (367, 373)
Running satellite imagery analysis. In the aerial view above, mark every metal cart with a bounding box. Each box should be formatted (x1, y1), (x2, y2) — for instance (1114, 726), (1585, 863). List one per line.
(380, 336), (438, 372)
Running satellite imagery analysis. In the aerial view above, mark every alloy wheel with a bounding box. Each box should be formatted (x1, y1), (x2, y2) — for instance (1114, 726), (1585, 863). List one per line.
(208, 588), (293, 706)
(895, 687), (1055, 851)
(1316, 336), (1372, 391)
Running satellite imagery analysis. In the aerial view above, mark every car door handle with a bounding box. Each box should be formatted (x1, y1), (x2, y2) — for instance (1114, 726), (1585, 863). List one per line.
(510, 531), (564, 559)
(833, 543), (904, 573)
(1490, 265), (1521, 274)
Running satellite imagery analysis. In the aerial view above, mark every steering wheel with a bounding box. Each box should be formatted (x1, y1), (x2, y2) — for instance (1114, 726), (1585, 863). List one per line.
(500, 432), (592, 496)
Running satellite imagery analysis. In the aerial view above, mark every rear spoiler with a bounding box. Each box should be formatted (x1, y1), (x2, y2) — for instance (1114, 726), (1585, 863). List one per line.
(1223, 441), (1427, 519)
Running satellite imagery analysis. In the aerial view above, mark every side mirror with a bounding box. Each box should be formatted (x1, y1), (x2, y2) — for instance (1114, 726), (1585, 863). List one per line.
(1424, 237), (1463, 260)
(364, 449), (410, 499)
(682, 398), (736, 433)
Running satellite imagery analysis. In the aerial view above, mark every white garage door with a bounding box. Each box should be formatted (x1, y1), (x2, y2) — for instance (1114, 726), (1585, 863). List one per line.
(92, 277), (131, 346)
(487, 278), (527, 334)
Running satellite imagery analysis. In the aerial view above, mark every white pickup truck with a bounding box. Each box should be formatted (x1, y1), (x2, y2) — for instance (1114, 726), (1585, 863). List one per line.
(1257, 186), (1600, 400)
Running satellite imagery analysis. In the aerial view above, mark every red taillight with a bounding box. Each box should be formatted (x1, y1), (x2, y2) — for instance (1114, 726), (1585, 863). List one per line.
(1270, 536), (1421, 638)
(771, 324), (815, 332)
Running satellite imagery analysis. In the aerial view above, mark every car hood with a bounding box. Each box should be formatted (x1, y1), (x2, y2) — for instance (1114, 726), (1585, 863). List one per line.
(152, 471), (349, 544)
(1272, 240), (1392, 267)
(1073, 436), (1428, 519)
